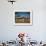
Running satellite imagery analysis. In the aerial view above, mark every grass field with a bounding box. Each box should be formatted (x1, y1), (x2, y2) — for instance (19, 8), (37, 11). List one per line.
(15, 18), (30, 23)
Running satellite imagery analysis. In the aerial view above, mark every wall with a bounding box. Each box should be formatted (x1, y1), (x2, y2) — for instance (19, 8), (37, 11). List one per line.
(0, 0), (46, 42)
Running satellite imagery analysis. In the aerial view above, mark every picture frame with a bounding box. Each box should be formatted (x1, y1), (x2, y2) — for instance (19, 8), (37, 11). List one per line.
(14, 10), (33, 26)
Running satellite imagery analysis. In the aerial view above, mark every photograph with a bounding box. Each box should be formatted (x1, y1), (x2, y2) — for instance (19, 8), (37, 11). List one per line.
(15, 12), (30, 23)
(15, 11), (32, 25)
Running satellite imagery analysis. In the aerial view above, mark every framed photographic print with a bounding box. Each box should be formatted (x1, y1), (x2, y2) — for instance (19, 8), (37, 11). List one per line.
(14, 10), (32, 26)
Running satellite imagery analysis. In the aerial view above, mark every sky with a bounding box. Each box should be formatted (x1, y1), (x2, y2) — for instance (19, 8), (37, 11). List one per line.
(15, 12), (30, 17)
